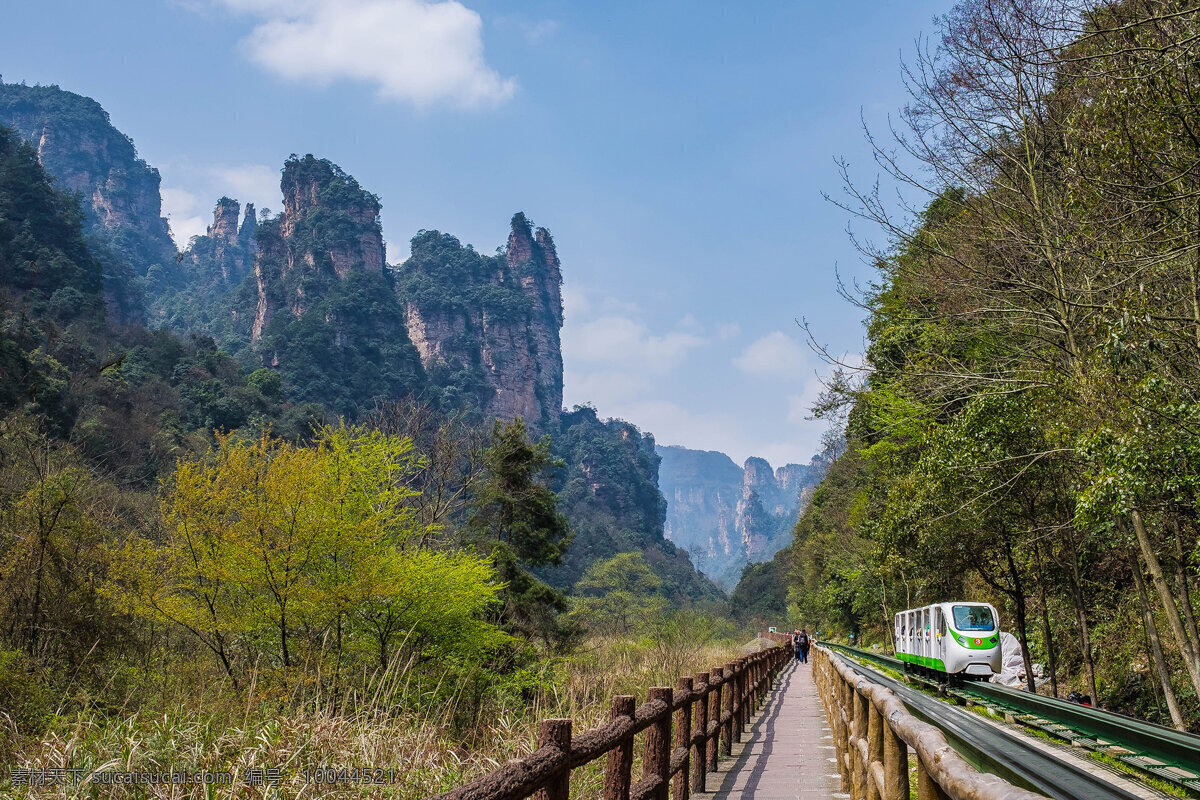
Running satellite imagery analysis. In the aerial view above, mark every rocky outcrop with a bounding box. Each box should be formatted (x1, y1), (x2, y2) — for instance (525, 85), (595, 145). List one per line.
(208, 197), (240, 242)
(239, 203), (257, 251)
(172, 197), (256, 296)
(0, 82), (177, 321)
(397, 212), (564, 431)
(0, 83), (176, 266)
(657, 445), (831, 591)
(250, 155), (386, 339)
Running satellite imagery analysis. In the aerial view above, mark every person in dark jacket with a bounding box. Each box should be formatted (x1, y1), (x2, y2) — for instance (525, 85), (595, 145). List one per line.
(797, 628), (811, 663)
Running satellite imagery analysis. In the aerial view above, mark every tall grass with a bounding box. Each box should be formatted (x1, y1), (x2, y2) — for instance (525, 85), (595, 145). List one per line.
(6, 634), (751, 799)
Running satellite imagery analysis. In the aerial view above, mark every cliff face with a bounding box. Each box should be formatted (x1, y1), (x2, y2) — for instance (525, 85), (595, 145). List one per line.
(548, 408), (724, 604)
(187, 197), (255, 285)
(396, 212), (564, 431)
(238, 155), (424, 416)
(251, 155), (386, 339)
(0, 83), (178, 320)
(657, 445), (829, 590)
(0, 85), (174, 260)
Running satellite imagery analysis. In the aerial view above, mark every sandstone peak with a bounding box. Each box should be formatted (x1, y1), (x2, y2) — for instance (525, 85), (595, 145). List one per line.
(742, 457), (778, 492)
(240, 202), (256, 236)
(278, 154), (384, 278)
(208, 197), (240, 243)
(399, 211), (564, 431)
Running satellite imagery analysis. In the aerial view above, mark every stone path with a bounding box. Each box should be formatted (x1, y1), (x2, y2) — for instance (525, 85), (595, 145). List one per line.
(694, 658), (845, 800)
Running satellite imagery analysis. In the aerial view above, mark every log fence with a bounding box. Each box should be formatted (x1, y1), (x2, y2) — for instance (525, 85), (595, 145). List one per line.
(814, 645), (1045, 800)
(426, 641), (791, 800)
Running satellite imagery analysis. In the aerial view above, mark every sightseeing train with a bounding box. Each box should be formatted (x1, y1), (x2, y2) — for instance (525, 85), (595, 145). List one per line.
(894, 602), (1002, 681)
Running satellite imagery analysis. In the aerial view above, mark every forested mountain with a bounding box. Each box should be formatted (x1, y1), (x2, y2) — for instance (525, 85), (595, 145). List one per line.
(658, 445), (829, 589)
(788, 0), (1200, 728)
(0, 82), (175, 322)
(0, 80), (721, 631)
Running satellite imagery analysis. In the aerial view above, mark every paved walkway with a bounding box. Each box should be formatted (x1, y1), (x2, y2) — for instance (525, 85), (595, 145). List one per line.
(695, 658), (845, 800)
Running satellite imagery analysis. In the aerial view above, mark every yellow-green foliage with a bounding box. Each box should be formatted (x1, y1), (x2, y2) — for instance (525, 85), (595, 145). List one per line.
(106, 425), (508, 683)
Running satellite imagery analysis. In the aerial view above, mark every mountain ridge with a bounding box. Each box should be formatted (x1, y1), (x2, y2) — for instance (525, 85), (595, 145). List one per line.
(0, 80), (723, 606)
(657, 444), (829, 590)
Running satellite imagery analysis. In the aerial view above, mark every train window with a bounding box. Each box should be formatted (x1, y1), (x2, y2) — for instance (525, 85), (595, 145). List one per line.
(952, 605), (995, 631)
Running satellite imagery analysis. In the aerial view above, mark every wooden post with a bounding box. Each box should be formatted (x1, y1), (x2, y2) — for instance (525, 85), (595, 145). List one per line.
(644, 687), (672, 800)
(722, 663), (734, 757)
(855, 688), (870, 800)
(603, 696), (635, 800)
(692, 672), (709, 793)
(916, 759), (950, 800)
(883, 722), (909, 800)
(729, 662), (739, 743)
(867, 700), (883, 800)
(673, 677), (692, 800)
(533, 719), (571, 800)
(707, 667), (723, 771)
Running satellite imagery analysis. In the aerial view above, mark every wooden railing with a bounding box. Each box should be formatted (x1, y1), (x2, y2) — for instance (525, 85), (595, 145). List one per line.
(814, 646), (1044, 800)
(427, 642), (791, 800)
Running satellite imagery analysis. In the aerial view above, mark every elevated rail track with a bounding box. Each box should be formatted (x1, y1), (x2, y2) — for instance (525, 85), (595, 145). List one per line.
(826, 642), (1200, 796)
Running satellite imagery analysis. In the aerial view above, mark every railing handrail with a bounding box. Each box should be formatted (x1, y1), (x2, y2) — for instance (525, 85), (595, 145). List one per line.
(426, 639), (791, 800)
(815, 645), (1045, 800)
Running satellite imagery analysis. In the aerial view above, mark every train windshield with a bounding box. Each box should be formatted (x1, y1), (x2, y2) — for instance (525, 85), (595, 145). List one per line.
(951, 605), (995, 631)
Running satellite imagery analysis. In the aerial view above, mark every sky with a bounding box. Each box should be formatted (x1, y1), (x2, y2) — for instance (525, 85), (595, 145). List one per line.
(0, 0), (953, 468)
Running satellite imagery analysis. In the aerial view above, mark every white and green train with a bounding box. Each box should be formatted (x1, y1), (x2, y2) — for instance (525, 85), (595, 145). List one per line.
(894, 602), (1002, 681)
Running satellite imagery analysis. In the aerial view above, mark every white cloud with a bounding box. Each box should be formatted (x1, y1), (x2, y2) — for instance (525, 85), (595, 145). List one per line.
(161, 186), (209, 247)
(212, 164), (281, 211)
(566, 316), (706, 372)
(560, 291), (830, 466)
(786, 376), (826, 426)
(217, 0), (516, 110)
(564, 369), (650, 409)
(605, 400), (748, 456)
(520, 19), (558, 43)
(562, 284), (590, 320)
(733, 331), (809, 378)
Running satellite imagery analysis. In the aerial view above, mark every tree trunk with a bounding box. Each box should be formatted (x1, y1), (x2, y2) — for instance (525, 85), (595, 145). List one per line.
(1170, 518), (1200, 663)
(1130, 545), (1187, 730)
(280, 605), (290, 668)
(1004, 541), (1037, 694)
(1034, 543), (1058, 697)
(1130, 509), (1200, 698)
(882, 579), (895, 652)
(1064, 527), (1100, 705)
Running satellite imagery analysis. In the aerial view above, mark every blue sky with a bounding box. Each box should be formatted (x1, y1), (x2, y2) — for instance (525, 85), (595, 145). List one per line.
(1, 0), (951, 467)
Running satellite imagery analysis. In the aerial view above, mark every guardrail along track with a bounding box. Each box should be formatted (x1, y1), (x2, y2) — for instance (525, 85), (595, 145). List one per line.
(424, 642), (790, 800)
(817, 645), (1048, 800)
(826, 643), (1194, 798)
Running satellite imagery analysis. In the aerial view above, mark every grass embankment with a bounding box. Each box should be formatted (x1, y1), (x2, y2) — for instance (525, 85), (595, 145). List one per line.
(5, 635), (749, 799)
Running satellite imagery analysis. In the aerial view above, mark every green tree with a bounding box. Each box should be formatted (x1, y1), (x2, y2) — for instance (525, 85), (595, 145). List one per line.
(108, 425), (507, 682)
(570, 551), (669, 634)
(468, 418), (574, 644)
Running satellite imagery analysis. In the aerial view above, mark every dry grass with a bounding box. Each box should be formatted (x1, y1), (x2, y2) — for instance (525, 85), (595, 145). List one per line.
(6, 635), (750, 799)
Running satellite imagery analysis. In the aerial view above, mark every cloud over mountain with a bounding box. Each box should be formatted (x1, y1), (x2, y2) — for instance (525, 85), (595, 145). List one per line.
(220, 0), (516, 110)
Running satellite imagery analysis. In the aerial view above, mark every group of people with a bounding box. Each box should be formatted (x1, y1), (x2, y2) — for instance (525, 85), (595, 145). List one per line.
(791, 628), (811, 663)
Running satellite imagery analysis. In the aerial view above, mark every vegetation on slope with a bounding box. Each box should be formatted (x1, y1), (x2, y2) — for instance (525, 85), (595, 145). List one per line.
(788, 0), (1200, 729)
